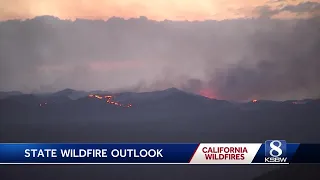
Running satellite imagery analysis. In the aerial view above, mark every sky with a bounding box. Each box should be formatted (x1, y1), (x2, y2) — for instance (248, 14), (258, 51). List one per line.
(1, 0), (320, 21)
(0, 0), (319, 100)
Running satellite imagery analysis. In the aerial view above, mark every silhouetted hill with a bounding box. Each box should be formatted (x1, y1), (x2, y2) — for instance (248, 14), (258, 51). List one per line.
(0, 91), (23, 99)
(253, 165), (320, 180)
(52, 88), (76, 96)
(1, 89), (320, 180)
(3, 94), (39, 104)
(114, 88), (225, 104)
(113, 88), (181, 102)
(89, 90), (111, 95)
(51, 88), (88, 100)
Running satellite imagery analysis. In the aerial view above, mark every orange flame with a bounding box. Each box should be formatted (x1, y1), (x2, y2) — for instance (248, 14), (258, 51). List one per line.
(94, 95), (103, 99)
(199, 89), (215, 99)
(252, 99), (258, 103)
(88, 94), (132, 108)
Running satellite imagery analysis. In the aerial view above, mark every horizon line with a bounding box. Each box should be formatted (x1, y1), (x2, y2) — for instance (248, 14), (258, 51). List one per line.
(1, 88), (318, 102)
(1, 15), (318, 23)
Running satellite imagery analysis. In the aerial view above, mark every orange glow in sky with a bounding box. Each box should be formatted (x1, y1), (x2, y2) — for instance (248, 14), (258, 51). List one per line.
(0, 0), (316, 21)
(199, 88), (216, 99)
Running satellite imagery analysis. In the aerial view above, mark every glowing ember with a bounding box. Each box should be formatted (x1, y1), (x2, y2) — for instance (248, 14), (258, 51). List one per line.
(199, 89), (215, 99)
(88, 94), (132, 108)
(94, 95), (103, 99)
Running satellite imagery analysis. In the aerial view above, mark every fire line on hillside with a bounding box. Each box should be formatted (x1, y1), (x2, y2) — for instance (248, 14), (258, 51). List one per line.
(39, 94), (133, 108)
(88, 94), (133, 108)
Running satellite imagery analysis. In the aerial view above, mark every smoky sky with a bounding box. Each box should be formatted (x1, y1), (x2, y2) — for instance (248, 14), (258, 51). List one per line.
(256, 1), (320, 18)
(0, 15), (319, 100)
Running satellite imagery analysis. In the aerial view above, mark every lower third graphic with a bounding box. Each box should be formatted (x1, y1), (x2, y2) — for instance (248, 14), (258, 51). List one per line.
(264, 140), (287, 163)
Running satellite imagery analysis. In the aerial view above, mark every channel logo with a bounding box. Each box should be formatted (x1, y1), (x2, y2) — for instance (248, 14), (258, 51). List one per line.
(264, 140), (287, 163)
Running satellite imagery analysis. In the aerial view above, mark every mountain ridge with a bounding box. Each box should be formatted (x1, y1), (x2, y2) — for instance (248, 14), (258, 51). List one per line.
(0, 88), (319, 103)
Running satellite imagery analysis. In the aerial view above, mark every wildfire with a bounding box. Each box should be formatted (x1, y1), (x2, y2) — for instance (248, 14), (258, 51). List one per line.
(252, 99), (258, 103)
(38, 95), (132, 108)
(94, 95), (103, 99)
(88, 94), (133, 108)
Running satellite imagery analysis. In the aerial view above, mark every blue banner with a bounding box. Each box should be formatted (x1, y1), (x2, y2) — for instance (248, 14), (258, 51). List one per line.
(0, 143), (319, 164)
(0, 143), (198, 164)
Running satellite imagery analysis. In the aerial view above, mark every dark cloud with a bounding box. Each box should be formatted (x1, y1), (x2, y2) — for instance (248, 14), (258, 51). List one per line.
(281, 2), (320, 13)
(256, 1), (320, 18)
(256, 6), (279, 18)
(0, 16), (319, 100)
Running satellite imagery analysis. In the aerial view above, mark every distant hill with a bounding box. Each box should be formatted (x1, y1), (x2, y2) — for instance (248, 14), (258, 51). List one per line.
(113, 88), (189, 102)
(51, 88), (88, 100)
(253, 165), (320, 180)
(0, 91), (23, 99)
(1, 88), (320, 180)
(2, 94), (38, 104)
(52, 88), (76, 96)
(88, 90), (111, 95)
